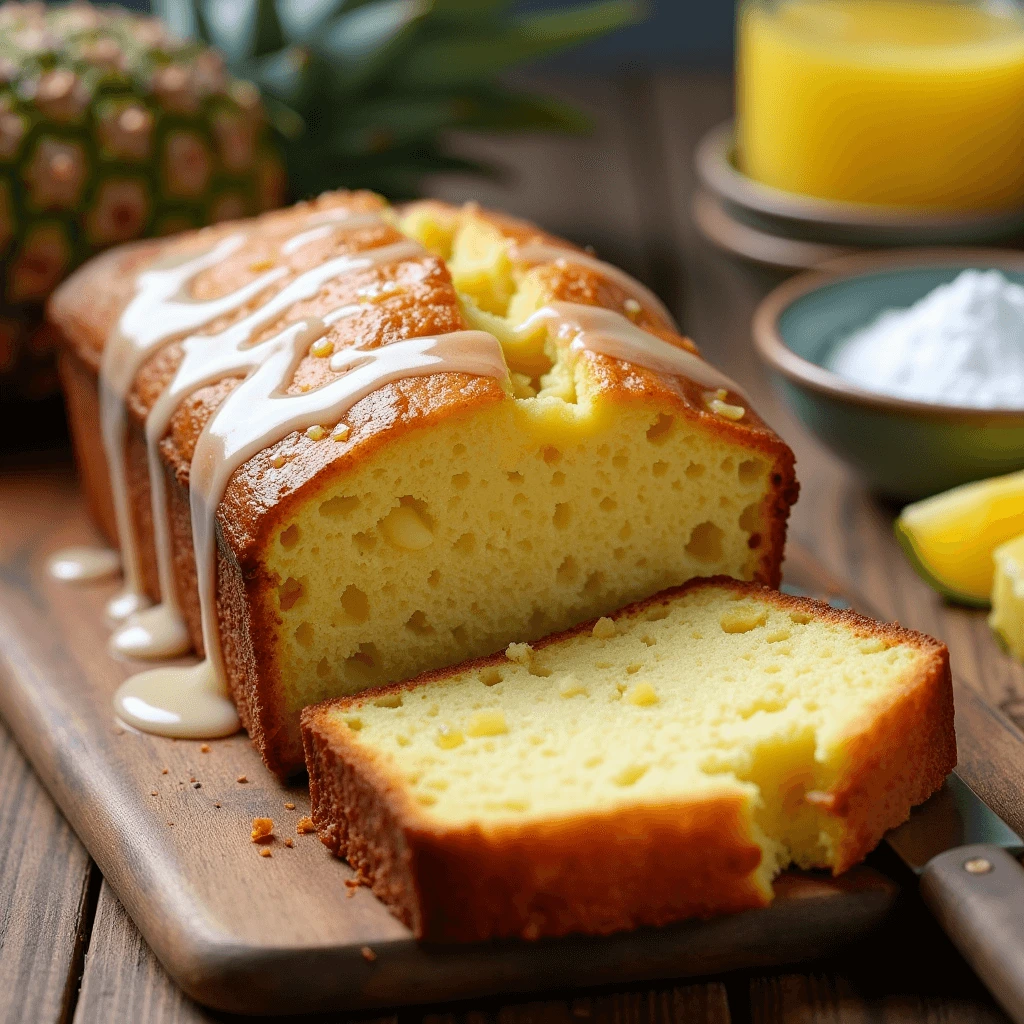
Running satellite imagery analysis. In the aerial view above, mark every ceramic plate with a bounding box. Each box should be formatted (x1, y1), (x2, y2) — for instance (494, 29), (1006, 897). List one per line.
(697, 122), (1024, 247)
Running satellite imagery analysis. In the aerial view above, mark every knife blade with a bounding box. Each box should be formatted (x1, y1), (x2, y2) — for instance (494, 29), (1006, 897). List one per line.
(885, 773), (1024, 1023)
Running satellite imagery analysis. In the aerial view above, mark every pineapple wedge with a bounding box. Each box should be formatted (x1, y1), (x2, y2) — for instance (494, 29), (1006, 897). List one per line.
(991, 535), (1024, 659)
(895, 470), (1024, 606)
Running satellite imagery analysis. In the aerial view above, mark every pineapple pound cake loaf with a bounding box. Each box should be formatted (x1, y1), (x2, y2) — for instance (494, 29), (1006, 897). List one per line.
(302, 580), (954, 942)
(48, 190), (797, 775)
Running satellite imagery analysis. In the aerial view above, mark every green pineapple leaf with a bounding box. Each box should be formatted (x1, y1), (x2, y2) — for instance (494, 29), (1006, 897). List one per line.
(249, 0), (288, 59)
(397, 1), (642, 88)
(249, 44), (317, 110)
(260, 91), (307, 141)
(197, 0), (276, 64)
(277, 0), (349, 43)
(326, 95), (474, 156)
(320, 0), (431, 92)
(327, 87), (591, 156)
(153, 0), (210, 44)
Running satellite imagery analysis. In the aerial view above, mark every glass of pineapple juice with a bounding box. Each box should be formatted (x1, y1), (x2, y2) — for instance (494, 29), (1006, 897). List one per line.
(736, 0), (1024, 210)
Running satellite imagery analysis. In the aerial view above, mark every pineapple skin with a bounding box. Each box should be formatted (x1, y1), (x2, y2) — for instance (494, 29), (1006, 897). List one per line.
(0, 1), (286, 399)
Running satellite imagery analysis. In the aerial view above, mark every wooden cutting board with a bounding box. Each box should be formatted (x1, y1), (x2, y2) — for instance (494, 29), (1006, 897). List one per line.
(0, 458), (1016, 1017)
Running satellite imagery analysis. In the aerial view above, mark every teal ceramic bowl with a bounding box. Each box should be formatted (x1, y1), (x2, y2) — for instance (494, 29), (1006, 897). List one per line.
(752, 250), (1024, 500)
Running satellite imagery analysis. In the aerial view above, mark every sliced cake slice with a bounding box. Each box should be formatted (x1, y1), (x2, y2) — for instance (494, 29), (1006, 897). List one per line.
(301, 578), (954, 942)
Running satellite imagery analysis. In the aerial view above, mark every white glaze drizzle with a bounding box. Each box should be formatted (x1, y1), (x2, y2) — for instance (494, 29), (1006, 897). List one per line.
(518, 300), (747, 402)
(280, 209), (384, 256)
(513, 243), (678, 330)
(101, 207), (383, 632)
(114, 324), (508, 738)
(106, 210), (509, 739)
(114, 660), (240, 739)
(191, 325), (508, 685)
(100, 235), (286, 622)
(111, 237), (421, 660)
(47, 546), (121, 583)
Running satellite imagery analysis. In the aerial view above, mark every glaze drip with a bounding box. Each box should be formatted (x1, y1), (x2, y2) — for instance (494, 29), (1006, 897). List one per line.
(190, 325), (508, 684)
(513, 243), (678, 330)
(104, 209), (509, 739)
(100, 235), (286, 621)
(47, 546), (121, 583)
(518, 301), (747, 402)
(112, 237), (423, 661)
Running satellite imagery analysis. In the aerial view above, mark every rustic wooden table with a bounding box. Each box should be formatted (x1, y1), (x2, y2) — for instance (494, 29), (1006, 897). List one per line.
(2, 71), (1021, 1024)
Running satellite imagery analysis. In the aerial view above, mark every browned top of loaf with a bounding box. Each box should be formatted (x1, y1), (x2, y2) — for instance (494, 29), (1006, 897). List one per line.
(48, 191), (795, 568)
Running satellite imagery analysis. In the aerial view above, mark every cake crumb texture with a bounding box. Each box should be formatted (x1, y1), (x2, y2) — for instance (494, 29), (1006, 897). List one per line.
(302, 578), (954, 942)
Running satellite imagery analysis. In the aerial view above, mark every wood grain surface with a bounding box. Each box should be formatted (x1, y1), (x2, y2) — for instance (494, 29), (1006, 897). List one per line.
(0, 717), (96, 1024)
(1, 71), (1020, 1024)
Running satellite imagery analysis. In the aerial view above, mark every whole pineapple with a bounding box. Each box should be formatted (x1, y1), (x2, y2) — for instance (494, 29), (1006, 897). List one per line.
(1, 0), (637, 401)
(0, 1), (284, 399)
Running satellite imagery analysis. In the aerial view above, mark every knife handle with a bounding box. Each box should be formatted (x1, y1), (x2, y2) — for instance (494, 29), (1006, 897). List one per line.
(920, 843), (1024, 1024)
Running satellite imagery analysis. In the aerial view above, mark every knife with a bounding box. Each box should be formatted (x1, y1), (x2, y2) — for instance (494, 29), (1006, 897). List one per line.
(886, 773), (1024, 1022)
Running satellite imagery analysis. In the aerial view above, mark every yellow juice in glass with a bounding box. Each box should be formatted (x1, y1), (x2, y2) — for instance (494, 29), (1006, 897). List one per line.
(737, 0), (1024, 210)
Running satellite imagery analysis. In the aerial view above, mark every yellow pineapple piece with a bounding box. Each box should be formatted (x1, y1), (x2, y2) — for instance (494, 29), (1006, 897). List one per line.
(991, 533), (1024, 659)
(895, 469), (1024, 606)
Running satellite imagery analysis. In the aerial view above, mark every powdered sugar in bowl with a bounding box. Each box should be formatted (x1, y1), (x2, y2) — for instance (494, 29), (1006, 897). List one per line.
(753, 250), (1024, 500)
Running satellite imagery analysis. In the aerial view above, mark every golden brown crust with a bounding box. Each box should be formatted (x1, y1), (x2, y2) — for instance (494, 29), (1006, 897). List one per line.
(49, 191), (799, 775)
(301, 579), (954, 942)
(820, 645), (955, 872)
(303, 710), (770, 942)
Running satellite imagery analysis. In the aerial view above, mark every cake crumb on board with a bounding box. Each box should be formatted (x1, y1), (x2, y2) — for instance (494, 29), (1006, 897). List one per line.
(284, 838), (294, 848)
(251, 818), (274, 842)
(284, 802), (295, 810)
(259, 848), (272, 858)
(237, 775), (248, 784)
(296, 816), (315, 834)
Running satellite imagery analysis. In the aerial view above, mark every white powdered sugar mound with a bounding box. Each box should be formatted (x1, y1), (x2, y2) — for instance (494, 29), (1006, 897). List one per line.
(828, 269), (1024, 409)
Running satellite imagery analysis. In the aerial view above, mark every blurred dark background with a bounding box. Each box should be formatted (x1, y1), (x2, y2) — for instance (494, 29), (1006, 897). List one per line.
(111, 0), (736, 69)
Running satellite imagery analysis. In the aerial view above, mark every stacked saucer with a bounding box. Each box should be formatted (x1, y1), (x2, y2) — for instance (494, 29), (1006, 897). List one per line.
(694, 122), (1024, 271)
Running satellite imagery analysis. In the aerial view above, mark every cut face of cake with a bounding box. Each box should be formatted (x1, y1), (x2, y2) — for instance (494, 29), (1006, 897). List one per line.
(49, 191), (798, 775)
(302, 579), (955, 942)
